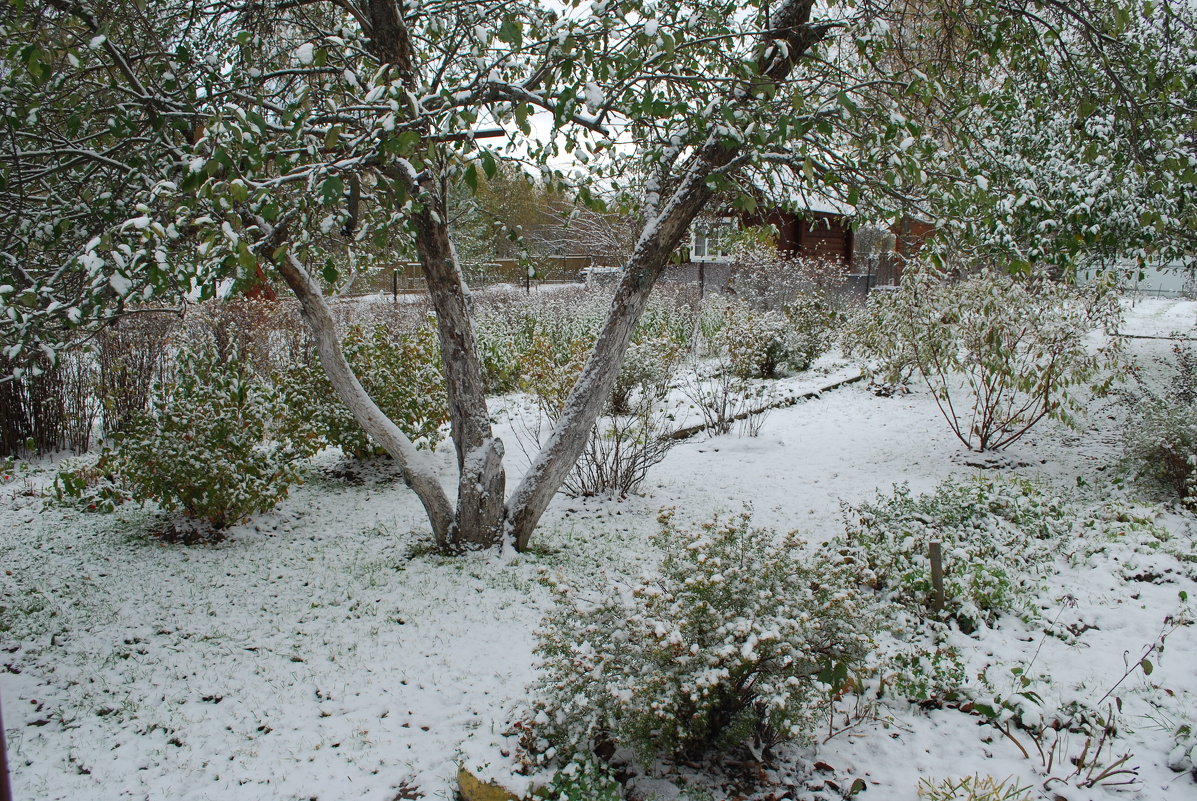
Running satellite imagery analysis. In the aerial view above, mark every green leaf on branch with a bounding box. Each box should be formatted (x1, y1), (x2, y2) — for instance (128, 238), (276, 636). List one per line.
(480, 150), (498, 180)
(498, 18), (523, 47)
(319, 176), (345, 206)
(732, 193), (757, 213)
(397, 130), (421, 155)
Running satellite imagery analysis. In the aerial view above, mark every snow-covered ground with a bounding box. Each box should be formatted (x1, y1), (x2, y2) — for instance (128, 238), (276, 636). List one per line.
(2, 297), (1195, 801)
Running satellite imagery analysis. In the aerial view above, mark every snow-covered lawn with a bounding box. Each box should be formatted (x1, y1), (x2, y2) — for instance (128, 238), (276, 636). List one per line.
(2, 298), (1196, 801)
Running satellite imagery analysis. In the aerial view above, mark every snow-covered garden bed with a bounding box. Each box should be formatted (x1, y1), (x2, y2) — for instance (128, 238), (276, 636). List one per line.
(2, 298), (1195, 801)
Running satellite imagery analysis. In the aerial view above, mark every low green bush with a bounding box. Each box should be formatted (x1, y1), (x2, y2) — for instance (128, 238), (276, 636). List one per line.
(526, 509), (877, 767)
(833, 476), (1070, 631)
(275, 321), (448, 458)
(100, 347), (304, 533)
(883, 644), (968, 704)
(539, 759), (622, 801)
(52, 455), (133, 513)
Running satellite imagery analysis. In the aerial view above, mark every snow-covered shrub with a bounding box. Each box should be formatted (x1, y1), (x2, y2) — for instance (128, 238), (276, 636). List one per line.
(475, 287), (613, 395)
(722, 247), (846, 378)
(714, 297), (835, 381)
(180, 298), (313, 382)
(565, 408), (677, 498)
(610, 289), (695, 418)
(514, 288), (610, 355)
(527, 509), (877, 765)
(1124, 345), (1197, 509)
(916, 774), (1033, 801)
(519, 331), (680, 497)
(608, 335), (683, 416)
(847, 266), (1123, 452)
(539, 758), (622, 801)
(51, 455), (133, 513)
(518, 333), (590, 414)
(1127, 406), (1197, 509)
(786, 292), (840, 368)
(564, 335), (683, 497)
(635, 285), (699, 351)
(1, 347), (101, 457)
(487, 285), (693, 394)
(110, 347), (304, 532)
(728, 246), (847, 315)
(274, 321), (448, 458)
(694, 292), (731, 357)
(495, 287), (695, 495)
(680, 298), (763, 436)
(834, 476), (1070, 631)
(723, 303), (808, 379)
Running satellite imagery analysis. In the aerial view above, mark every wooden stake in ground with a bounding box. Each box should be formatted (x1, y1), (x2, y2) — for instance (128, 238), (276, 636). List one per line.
(929, 540), (946, 612)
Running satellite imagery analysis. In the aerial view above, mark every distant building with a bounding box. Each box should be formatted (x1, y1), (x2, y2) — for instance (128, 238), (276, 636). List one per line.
(688, 206), (855, 267)
(677, 179), (856, 293)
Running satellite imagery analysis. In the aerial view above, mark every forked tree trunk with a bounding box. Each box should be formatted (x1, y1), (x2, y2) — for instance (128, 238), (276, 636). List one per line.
(275, 157), (719, 552)
(279, 0), (828, 552)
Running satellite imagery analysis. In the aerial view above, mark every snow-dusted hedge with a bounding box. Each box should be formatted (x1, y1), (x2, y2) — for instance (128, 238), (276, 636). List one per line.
(699, 294), (837, 380)
(721, 301), (818, 379)
(526, 509), (877, 766)
(834, 476), (1071, 631)
(274, 321), (448, 459)
(475, 285), (698, 398)
(718, 247), (847, 378)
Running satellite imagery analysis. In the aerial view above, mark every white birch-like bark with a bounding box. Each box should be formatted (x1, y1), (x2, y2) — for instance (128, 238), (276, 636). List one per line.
(274, 252), (457, 546)
(504, 0), (828, 549)
(503, 152), (720, 549)
(412, 200), (507, 549)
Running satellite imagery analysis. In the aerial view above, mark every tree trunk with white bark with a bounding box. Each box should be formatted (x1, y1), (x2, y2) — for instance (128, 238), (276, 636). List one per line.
(279, 0), (828, 552)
